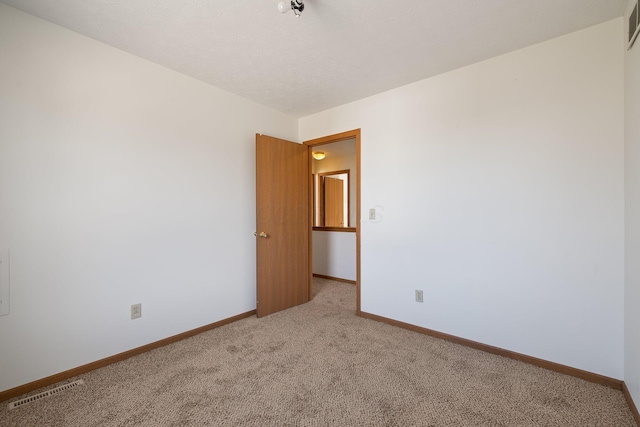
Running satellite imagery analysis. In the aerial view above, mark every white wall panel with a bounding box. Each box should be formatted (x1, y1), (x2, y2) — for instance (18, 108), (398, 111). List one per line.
(0, 4), (297, 392)
(625, 0), (640, 408)
(301, 20), (625, 378)
(312, 231), (356, 281)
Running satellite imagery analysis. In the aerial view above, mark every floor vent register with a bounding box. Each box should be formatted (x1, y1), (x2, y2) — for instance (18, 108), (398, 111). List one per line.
(8, 379), (85, 410)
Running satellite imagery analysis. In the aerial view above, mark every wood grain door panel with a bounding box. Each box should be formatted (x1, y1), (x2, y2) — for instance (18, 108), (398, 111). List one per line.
(323, 176), (344, 227)
(256, 134), (310, 317)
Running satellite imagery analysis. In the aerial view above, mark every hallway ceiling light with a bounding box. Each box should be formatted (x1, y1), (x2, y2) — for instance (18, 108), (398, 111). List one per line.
(278, 0), (304, 17)
(312, 151), (325, 160)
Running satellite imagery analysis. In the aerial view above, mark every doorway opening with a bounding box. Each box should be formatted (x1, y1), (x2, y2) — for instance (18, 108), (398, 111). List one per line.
(304, 129), (361, 315)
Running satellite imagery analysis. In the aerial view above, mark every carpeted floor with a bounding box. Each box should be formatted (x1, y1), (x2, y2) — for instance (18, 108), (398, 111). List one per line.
(0, 278), (636, 426)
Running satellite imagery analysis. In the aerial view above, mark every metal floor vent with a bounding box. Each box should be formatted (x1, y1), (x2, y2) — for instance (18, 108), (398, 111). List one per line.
(8, 379), (84, 410)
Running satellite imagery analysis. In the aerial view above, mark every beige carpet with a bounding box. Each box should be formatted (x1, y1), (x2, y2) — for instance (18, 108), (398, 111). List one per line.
(0, 278), (636, 426)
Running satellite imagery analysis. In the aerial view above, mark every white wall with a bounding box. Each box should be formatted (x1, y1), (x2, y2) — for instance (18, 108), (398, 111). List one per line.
(301, 20), (625, 378)
(312, 231), (356, 281)
(625, 0), (640, 407)
(0, 4), (297, 393)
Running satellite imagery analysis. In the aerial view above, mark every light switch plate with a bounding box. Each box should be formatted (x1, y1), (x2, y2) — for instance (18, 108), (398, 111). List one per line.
(0, 249), (10, 316)
(369, 208), (376, 220)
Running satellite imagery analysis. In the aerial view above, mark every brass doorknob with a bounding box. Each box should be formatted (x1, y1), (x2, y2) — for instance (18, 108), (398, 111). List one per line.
(259, 232), (268, 238)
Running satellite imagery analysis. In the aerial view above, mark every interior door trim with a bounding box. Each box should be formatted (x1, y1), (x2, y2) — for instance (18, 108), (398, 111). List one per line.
(304, 129), (361, 315)
(316, 169), (351, 227)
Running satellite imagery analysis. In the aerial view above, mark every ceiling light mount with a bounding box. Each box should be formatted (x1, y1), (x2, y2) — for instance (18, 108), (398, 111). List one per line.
(278, 0), (304, 17)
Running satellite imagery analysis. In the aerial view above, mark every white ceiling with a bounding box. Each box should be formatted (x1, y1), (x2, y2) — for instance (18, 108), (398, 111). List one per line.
(313, 138), (356, 161)
(1, 0), (628, 117)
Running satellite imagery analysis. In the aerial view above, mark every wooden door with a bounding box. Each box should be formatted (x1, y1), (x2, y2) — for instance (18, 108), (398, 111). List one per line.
(323, 176), (344, 226)
(256, 134), (310, 317)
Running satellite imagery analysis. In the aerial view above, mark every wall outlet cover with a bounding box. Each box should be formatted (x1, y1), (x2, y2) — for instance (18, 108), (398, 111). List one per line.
(131, 303), (142, 320)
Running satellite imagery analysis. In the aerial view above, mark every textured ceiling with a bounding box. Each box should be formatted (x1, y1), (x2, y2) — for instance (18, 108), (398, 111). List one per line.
(0, 0), (628, 117)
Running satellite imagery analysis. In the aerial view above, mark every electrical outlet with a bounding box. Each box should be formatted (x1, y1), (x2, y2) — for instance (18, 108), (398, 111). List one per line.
(131, 303), (142, 320)
(415, 290), (423, 303)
